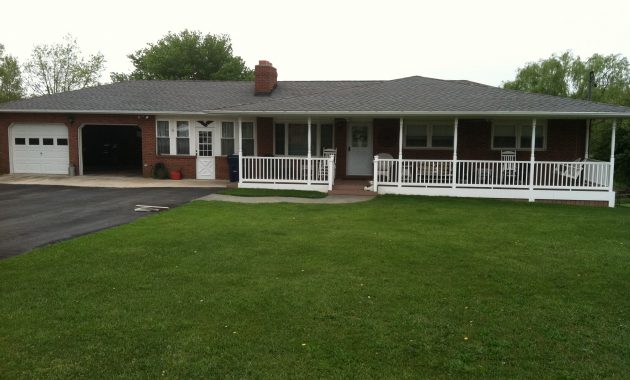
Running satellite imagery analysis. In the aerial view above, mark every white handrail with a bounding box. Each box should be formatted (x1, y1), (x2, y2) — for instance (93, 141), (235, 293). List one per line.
(241, 156), (332, 185)
(373, 158), (611, 190)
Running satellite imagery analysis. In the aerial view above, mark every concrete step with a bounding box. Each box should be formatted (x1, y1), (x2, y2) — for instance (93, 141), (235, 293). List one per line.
(329, 188), (374, 196)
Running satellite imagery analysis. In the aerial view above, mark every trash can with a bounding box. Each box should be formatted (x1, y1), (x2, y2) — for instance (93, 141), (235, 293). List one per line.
(227, 154), (239, 182)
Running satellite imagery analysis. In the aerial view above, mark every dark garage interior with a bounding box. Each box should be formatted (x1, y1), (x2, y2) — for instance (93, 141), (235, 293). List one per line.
(81, 125), (142, 175)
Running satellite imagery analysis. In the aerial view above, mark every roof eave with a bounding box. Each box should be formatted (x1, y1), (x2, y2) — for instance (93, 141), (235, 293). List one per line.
(204, 110), (630, 118)
(0, 109), (208, 115)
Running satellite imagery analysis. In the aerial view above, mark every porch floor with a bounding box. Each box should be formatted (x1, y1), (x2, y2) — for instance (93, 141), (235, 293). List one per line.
(329, 179), (374, 196)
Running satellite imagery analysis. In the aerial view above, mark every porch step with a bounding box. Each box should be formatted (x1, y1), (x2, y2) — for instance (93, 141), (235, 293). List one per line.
(328, 188), (375, 196)
(329, 179), (374, 196)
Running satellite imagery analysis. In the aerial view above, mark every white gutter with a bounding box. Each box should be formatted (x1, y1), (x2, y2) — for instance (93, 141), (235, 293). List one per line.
(0, 109), (207, 115)
(203, 110), (630, 118)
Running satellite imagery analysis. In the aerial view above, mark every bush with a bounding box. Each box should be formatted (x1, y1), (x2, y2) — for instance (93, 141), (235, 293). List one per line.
(151, 163), (169, 179)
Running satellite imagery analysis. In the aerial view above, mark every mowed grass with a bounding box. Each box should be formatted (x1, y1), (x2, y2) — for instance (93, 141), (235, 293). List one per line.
(1, 196), (629, 379)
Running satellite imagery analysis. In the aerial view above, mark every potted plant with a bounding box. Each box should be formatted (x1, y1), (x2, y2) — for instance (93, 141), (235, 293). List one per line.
(152, 163), (169, 179)
(169, 169), (183, 180)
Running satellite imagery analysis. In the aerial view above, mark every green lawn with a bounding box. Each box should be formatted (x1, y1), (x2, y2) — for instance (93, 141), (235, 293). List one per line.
(217, 187), (327, 198)
(1, 196), (629, 379)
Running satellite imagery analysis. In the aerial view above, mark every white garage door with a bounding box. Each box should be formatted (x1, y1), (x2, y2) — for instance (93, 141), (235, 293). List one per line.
(11, 124), (69, 174)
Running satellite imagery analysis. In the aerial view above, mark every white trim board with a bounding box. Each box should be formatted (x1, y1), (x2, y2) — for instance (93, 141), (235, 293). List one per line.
(377, 186), (616, 207)
(238, 182), (329, 193)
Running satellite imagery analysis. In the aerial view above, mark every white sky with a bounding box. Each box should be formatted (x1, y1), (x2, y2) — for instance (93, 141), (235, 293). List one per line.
(2, 0), (630, 86)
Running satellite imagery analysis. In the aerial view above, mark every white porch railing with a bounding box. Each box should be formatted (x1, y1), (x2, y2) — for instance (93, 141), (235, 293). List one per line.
(240, 155), (335, 192)
(373, 158), (614, 206)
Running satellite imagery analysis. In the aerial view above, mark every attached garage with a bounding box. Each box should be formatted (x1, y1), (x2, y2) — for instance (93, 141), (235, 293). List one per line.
(10, 123), (69, 174)
(80, 125), (142, 175)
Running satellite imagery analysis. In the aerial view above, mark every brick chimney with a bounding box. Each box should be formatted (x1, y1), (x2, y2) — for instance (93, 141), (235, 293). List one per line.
(255, 60), (277, 95)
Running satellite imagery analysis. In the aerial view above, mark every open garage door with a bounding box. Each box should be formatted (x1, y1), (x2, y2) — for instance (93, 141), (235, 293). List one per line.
(10, 124), (69, 174)
(81, 125), (142, 175)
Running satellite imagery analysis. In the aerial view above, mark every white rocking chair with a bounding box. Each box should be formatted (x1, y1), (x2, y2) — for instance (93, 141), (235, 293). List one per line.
(318, 148), (337, 180)
(500, 150), (518, 184)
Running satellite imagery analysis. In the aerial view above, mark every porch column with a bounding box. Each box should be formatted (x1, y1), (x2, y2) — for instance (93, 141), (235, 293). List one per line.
(528, 119), (537, 202)
(397, 117), (403, 187)
(238, 117), (243, 184)
(584, 121), (590, 160)
(307, 117), (312, 185)
(452, 118), (458, 188)
(609, 120), (617, 193)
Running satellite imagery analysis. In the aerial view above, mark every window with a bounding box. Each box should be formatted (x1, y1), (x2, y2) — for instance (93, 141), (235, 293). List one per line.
(43, 138), (54, 145)
(57, 138), (68, 146)
(176, 121), (190, 155)
(288, 124), (308, 155)
(221, 122), (235, 155)
(157, 121), (170, 155)
(29, 138), (39, 145)
(156, 120), (194, 155)
(274, 124), (285, 155)
(492, 122), (546, 150)
(405, 124), (428, 147)
(241, 122), (255, 156)
(431, 125), (454, 147)
(320, 124), (333, 153)
(14, 138), (25, 145)
(520, 125), (544, 149)
(404, 122), (453, 148)
(493, 125), (517, 149)
(274, 122), (333, 156)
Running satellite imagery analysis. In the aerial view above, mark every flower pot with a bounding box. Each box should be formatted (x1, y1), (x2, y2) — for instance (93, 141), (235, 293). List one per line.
(169, 170), (182, 180)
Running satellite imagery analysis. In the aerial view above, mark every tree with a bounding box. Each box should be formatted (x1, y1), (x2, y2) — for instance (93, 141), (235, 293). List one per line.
(24, 35), (105, 95)
(111, 30), (253, 82)
(0, 44), (23, 102)
(503, 52), (630, 185)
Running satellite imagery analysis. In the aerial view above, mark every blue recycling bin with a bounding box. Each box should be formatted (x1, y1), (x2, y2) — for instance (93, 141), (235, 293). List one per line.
(227, 155), (239, 182)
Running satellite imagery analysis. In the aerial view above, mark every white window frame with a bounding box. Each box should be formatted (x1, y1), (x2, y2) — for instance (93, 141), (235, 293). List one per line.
(403, 121), (454, 150)
(240, 121), (257, 156)
(273, 121), (334, 156)
(491, 121), (547, 151)
(220, 121), (235, 156)
(155, 119), (194, 156)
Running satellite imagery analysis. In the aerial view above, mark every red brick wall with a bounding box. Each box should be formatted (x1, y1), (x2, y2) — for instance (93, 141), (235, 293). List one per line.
(256, 117), (274, 156)
(215, 156), (228, 180)
(0, 113), (157, 175)
(369, 118), (586, 161)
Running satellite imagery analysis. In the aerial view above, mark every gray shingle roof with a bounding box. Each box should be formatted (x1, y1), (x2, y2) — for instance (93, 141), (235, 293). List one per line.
(1, 76), (629, 117)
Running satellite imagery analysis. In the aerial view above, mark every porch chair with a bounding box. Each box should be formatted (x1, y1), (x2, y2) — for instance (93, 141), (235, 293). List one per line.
(500, 150), (518, 184)
(318, 148), (338, 180)
(555, 158), (584, 186)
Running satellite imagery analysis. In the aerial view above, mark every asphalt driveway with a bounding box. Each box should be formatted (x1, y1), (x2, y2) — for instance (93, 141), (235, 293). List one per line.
(0, 184), (217, 259)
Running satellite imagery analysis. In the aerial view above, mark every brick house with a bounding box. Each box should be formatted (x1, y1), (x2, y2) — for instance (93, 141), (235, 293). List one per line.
(1, 60), (628, 206)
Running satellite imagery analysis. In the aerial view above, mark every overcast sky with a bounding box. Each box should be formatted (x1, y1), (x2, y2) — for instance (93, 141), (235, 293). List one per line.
(2, 0), (630, 87)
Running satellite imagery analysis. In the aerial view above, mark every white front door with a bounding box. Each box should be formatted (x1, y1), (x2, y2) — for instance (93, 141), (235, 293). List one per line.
(11, 124), (69, 174)
(196, 129), (215, 179)
(347, 124), (373, 176)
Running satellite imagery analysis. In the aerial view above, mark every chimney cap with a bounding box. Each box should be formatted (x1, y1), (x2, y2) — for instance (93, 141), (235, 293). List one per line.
(257, 60), (273, 66)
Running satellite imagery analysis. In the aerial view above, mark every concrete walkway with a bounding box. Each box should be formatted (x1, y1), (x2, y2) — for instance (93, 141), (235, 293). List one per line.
(199, 193), (375, 204)
(0, 174), (228, 188)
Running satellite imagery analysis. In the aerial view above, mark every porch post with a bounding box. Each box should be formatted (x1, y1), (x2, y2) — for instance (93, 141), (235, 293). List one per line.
(609, 120), (617, 194)
(238, 117), (243, 184)
(307, 116), (312, 186)
(528, 119), (537, 202)
(452, 118), (458, 188)
(397, 117), (403, 187)
(584, 121), (590, 160)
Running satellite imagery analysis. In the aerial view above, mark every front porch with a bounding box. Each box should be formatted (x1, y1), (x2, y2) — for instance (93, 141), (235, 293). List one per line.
(234, 116), (619, 207)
